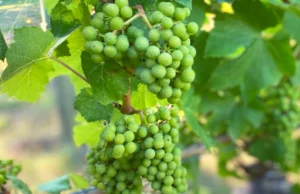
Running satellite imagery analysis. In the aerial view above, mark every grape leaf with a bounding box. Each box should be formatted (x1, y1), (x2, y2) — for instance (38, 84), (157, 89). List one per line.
(67, 1), (91, 26)
(7, 176), (32, 194)
(0, 30), (7, 61)
(50, 2), (81, 37)
(44, 0), (59, 14)
(131, 84), (168, 111)
(182, 89), (214, 149)
(81, 51), (130, 105)
(69, 174), (89, 189)
(0, 27), (55, 102)
(38, 175), (71, 194)
(188, 0), (206, 28)
(73, 114), (104, 147)
(175, 0), (192, 9)
(283, 11), (300, 43)
(129, 0), (157, 10)
(74, 88), (114, 122)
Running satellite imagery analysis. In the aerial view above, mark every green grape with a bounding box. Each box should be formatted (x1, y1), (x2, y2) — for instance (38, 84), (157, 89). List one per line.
(158, 78), (171, 87)
(96, 164), (106, 174)
(152, 159), (161, 166)
(174, 167), (183, 178)
(158, 52), (173, 66)
(158, 2), (175, 17)
(154, 133), (163, 139)
(171, 107), (180, 116)
(172, 88), (182, 98)
(91, 54), (105, 63)
(139, 68), (156, 84)
(172, 50), (183, 61)
(107, 167), (117, 177)
(188, 45), (197, 57)
(115, 134), (125, 144)
(152, 181), (162, 190)
(82, 26), (97, 40)
(145, 59), (156, 68)
(134, 29), (144, 38)
(148, 82), (162, 94)
(161, 185), (173, 194)
(168, 36), (181, 48)
(144, 137), (154, 148)
(173, 77), (184, 89)
(104, 46), (118, 58)
(138, 125), (148, 138)
(124, 131), (135, 142)
(170, 61), (181, 69)
(172, 23), (187, 38)
(151, 65), (167, 79)
(103, 3), (119, 17)
(181, 55), (194, 67)
(104, 131), (115, 142)
(91, 17), (104, 29)
(169, 118), (178, 127)
(165, 68), (176, 79)
(182, 38), (191, 46)
(159, 86), (173, 99)
(143, 159), (152, 167)
(84, 41), (93, 51)
(159, 107), (171, 120)
(145, 148), (156, 159)
(184, 7), (191, 17)
(127, 26), (138, 38)
(120, 6), (133, 19)
(168, 97), (180, 105)
(181, 68), (195, 83)
(149, 125), (159, 134)
(113, 51), (124, 60)
(125, 142), (137, 154)
(116, 182), (126, 191)
(187, 22), (199, 35)
(94, 12), (105, 19)
(147, 175), (156, 181)
(182, 83), (191, 92)
(179, 45), (189, 56)
(161, 17), (173, 29)
(115, 0), (128, 8)
(160, 123), (171, 133)
(147, 114), (156, 123)
(154, 138), (164, 149)
(128, 123), (139, 132)
(104, 32), (117, 45)
(174, 8), (186, 21)
(97, 182), (106, 190)
(146, 46), (160, 59)
(148, 166), (158, 176)
(113, 144), (125, 158)
(151, 11), (164, 24)
(149, 29), (160, 42)
(90, 41), (104, 54)
(127, 47), (139, 59)
(156, 149), (166, 159)
(135, 36), (149, 52)
(117, 125), (126, 133)
(158, 162), (168, 172)
(161, 29), (173, 41)
(156, 171), (166, 180)
(110, 16), (124, 30)
(170, 128), (179, 138)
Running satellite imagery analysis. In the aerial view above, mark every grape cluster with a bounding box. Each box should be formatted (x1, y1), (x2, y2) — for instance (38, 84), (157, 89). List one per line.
(262, 81), (300, 132)
(86, 106), (187, 194)
(0, 159), (22, 185)
(82, 0), (199, 104)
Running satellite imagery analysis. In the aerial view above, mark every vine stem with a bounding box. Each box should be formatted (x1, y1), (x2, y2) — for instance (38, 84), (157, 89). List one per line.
(50, 56), (89, 83)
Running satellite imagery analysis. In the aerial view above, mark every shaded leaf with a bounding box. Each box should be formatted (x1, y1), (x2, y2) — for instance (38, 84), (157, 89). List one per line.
(69, 174), (89, 189)
(38, 175), (71, 194)
(7, 176), (32, 194)
(283, 11), (300, 43)
(175, 0), (193, 9)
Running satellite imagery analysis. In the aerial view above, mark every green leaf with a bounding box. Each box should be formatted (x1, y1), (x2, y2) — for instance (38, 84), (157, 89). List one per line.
(182, 89), (214, 149)
(0, 30), (7, 61)
(175, 0), (192, 9)
(0, 27), (55, 102)
(38, 175), (71, 194)
(73, 114), (104, 147)
(7, 176), (32, 194)
(283, 11), (300, 43)
(131, 84), (168, 111)
(74, 88), (114, 122)
(110, 108), (123, 124)
(50, 2), (81, 38)
(44, 0), (59, 14)
(81, 51), (130, 105)
(129, 0), (157, 10)
(69, 174), (89, 189)
(67, 1), (91, 26)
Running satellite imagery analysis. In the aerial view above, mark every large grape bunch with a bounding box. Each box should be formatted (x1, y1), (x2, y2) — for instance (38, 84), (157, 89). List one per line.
(0, 159), (22, 186)
(82, 0), (199, 104)
(262, 80), (300, 132)
(86, 106), (188, 194)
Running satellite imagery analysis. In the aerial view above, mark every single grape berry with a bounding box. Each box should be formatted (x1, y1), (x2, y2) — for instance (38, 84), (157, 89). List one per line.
(181, 68), (195, 83)
(104, 46), (118, 58)
(169, 36), (182, 48)
(127, 47), (139, 60)
(91, 54), (105, 63)
(172, 23), (187, 38)
(90, 41), (104, 54)
(120, 6), (133, 19)
(115, 0), (128, 8)
(161, 29), (173, 41)
(82, 26), (97, 41)
(139, 68), (156, 84)
(135, 36), (149, 52)
(187, 22), (199, 35)
(103, 3), (119, 17)
(174, 8), (186, 21)
(104, 32), (117, 45)
(91, 17), (104, 29)
(158, 2), (175, 17)
(148, 83), (162, 94)
(116, 35), (129, 52)
(151, 65), (167, 79)
(110, 16), (124, 30)
(151, 11), (164, 24)
(158, 52), (173, 66)
(159, 86), (173, 98)
(149, 29), (160, 42)
(161, 17), (173, 29)
(146, 46), (160, 59)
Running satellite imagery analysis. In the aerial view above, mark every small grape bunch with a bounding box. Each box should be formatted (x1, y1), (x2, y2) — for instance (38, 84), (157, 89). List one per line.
(136, 106), (188, 194)
(262, 80), (300, 132)
(82, 0), (134, 62)
(0, 159), (22, 185)
(134, 2), (199, 104)
(86, 115), (144, 194)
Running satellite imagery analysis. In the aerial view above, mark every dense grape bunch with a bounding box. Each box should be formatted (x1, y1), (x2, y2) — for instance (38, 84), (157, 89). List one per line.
(0, 160), (22, 185)
(81, 0), (199, 104)
(86, 106), (188, 194)
(262, 80), (300, 132)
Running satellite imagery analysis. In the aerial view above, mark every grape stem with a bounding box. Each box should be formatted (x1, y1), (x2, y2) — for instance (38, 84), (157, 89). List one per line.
(50, 56), (89, 83)
(136, 5), (153, 29)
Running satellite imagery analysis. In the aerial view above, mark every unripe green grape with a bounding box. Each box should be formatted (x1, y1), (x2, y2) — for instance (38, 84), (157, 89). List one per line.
(104, 46), (117, 58)
(96, 164), (106, 174)
(125, 142), (137, 154)
(174, 8), (186, 21)
(94, 12), (105, 19)
(110, 16), (124, 30)
(172, 23), (187, 38)
(151, 65), (167, 79)
(161, 29), (173, 41)
(158, 52), (173, 66)
(124, 131), (135, 142)
(170, 128), (179, 138)
(159, 86), (172, 99)
(104, 32), (117, 45)
(184, 7), (191, 17)
(172, 50), (183, 61)
(128, 123), (139, 132)
(173, 77), (185, 89)
(113, 144), (125, 158)
(104, 131), (115, 142)
(182, 83), (191, 91)
(174, 167), (183, 178)
(156, 171), (166, 180)
(156, 149), (166, 159)
(161, 185), (173, 194)
(145, 59), (156, 68)
(144, 137), (154, 148)
(148, 82), (162, 94)
(99, 23), (110, 33)
(127, 46), (139, 59)
(181, 55), (194, 67)
(149, 29), (160, 42)
(127, 26), (138, 38)
(170, 61), (181, 69)
(151, 11), (164, 24)
(147, 175), (156, 182)
(188, 45), (197, 57)
(113, 51), (124, 60)
(152, 181), (162, 190)
(91, 17), (104, 29)
(142, 159), (151, 167)
(151, 158), (161, 166)
(181, 68), (195, 83)
(117, 125), (126, 133)
(134, 29), (144, 38)
(97, 182), (106, 190)
(114, 134), (125, 144)
(120, 6), (133, 19)
(169, 36), (182, 48)
(172, 88), (182, 98)
(154, 133), (163, 139)
(158, 162), (168, 172)
(182, 38), (191, 46)
(187, 22), (199, 35)
(146, 46), (160, 59)
(154, 138), (164, 149)
(91, 54), (105, 63)
(168, 97), (180, 105)
(115, 0), (128, 8)
(90, 41), (104, 54)
(107, 167), (117, 177)
(147, 114), (156, 123)
(165, 68), (176, 79)
(158, 2), (175, 17)
(148, 166), (158, 176)
(161, 17), (173, 29)
(103, 3), (119, 17)
(179, 45), (190, 56)
(159, 107), (171, 120)
(149, 124), (159, 134)
(116, 182), (126, 191)
(135, 36), (149, 51)
(139, 68), (156, 84)
(158, 78), (171, 87)
(82, 26), (97, 40)
(145, 148), (156, 159)
(84, 41), (93, 52)
(137, 127), (147, 138)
